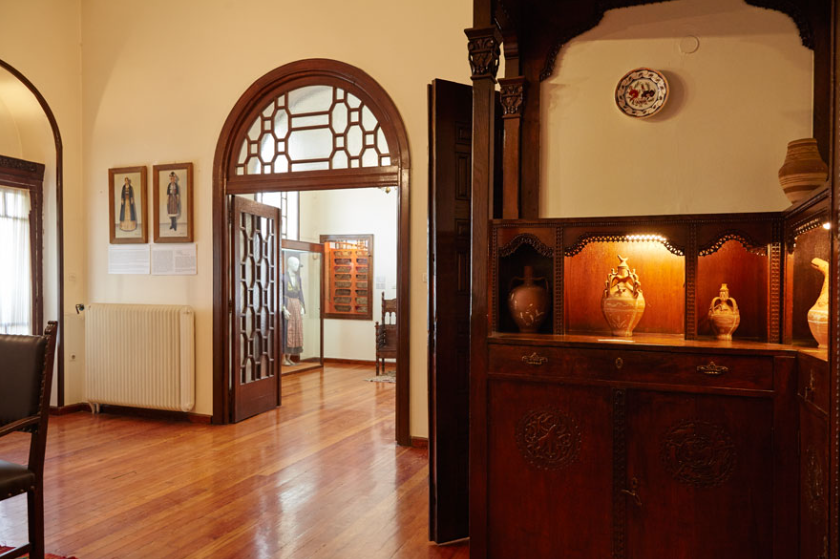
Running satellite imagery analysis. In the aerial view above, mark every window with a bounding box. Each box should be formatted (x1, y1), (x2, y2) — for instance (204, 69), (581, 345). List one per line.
(0, 185), (32, 333)
(0, 155), (45, 334)
(257, 190), (299, 240)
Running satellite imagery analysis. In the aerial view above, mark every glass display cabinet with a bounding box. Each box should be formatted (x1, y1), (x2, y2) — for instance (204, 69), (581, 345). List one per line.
(281, 240), (323, 375)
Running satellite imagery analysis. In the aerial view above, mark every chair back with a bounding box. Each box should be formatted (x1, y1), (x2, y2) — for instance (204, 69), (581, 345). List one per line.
(0, 322), (57, 428)
(381, 293), (397, 326)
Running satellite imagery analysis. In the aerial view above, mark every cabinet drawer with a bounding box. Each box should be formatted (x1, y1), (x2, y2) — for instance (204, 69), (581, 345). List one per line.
(489, 344), (774, 391)
(798, 354), (829, 415)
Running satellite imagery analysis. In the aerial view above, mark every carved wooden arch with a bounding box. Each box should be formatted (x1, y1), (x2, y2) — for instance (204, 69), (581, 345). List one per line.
(212, 59), (412, 445)
(535, 0), (815, 82)
(499, 233), (554, 257)
(564, 232), (685, 257)
(698, 230), (769, 257)
(0, 58), (65, 407)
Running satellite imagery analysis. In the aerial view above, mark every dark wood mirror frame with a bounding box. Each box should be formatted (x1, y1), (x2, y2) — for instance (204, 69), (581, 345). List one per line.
(465, 1), (840, 557)
(212, 59), (412, 445)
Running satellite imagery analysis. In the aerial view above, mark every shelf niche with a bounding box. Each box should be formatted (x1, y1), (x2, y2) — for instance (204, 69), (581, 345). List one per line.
(787, 225), (830, 346)
(497, 241), (554, 335)
(564, 238), (684, 337)
(697, 238), (769, 341)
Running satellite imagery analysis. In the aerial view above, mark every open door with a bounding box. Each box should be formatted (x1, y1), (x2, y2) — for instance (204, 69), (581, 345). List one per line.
(428, 79), (472, 543)
(230, 195), (281, 422)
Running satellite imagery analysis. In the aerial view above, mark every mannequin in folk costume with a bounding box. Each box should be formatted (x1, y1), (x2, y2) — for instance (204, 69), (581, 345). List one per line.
(282, 255), (305, 366)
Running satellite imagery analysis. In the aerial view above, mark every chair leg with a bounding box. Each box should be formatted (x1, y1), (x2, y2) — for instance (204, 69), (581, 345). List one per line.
(28, 486), (45, 559)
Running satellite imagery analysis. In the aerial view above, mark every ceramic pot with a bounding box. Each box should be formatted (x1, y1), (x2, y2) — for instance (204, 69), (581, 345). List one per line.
(778, 138), (828, 204)
(601, 255), (645, 337)
(708, 283), (740, 341)
(808, 258), (829, 348)
(508, 266), (549, 333)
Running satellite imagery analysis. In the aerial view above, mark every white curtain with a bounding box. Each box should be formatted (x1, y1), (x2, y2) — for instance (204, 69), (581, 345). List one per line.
(0, 185), (32, 334)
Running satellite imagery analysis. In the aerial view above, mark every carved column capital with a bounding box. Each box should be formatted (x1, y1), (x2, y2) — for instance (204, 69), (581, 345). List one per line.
(499, 76), (526, 119)
(465, 27), (501, 81)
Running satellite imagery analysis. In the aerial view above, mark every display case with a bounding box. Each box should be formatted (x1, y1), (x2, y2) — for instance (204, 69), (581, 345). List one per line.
(281, 241), (324, 375)
(492, 213), (779, 342)
(320, 234), (373, 320)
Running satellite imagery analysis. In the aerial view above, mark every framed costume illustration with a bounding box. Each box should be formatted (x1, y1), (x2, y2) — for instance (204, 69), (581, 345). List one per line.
(108, 165), (147, 244)
(153, 162), (194, 243)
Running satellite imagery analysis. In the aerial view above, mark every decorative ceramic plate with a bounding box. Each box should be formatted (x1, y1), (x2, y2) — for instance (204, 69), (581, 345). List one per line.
(615, 68), (669, 118)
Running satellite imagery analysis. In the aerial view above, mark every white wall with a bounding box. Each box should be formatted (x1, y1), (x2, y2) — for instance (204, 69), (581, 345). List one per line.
(299, 188), (398, 362)
(78, 0), (471, 435)
(541, 0), (813, 217)
(0, 0), (85, 405)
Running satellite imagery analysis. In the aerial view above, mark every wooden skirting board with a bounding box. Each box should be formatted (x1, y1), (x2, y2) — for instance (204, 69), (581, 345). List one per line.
(323, 358), (378, 367)
(88, 403), (212, 424)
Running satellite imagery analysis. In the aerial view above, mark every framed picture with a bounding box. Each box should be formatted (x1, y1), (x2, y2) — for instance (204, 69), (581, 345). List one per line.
(108, 166), (148, 244)
(153, 162), (194, 243)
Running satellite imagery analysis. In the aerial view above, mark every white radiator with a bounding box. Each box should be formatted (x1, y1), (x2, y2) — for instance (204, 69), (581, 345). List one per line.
(85, 304), (195, 412)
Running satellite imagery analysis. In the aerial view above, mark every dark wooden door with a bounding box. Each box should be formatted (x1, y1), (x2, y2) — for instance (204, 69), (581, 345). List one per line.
(487, 379), (614, 559)
(231, 196), (281, 422)
(624, 389), (774, 559)
(800, 398), (829, 559)
(428, 78), (472, 544)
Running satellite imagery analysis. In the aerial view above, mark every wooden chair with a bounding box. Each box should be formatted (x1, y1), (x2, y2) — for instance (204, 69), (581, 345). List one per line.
(0, 321), (58, 559)
(375, 294), (397, 375)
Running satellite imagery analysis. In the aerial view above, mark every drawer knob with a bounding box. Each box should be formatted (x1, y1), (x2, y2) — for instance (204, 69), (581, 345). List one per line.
(521, 352), (548, 366)
(615, 357), (624, 370)
(697, 361), (728, 376)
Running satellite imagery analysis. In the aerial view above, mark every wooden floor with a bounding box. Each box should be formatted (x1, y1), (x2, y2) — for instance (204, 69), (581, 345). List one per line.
(0, 364), (469, 559)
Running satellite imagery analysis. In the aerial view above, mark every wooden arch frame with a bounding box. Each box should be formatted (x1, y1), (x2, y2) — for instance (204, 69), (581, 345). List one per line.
(212, 59), (411, 444)
(0, 58), (65, 407)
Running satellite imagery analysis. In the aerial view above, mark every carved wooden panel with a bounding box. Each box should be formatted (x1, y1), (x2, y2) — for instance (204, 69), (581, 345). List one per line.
(488, 380), (612, 558)
(515, 408), (581, 470)
(625, 390), (773, 558)
(660, 419), (737, 488)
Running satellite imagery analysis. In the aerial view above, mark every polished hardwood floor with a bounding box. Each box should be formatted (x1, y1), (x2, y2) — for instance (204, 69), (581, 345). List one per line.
(0, 364), (469, 559)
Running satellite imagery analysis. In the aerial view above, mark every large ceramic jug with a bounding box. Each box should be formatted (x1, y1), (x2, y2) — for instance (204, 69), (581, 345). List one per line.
(808, 258), (829, 348)
(601, 255), (645, 337)
(508, 265), (549, 333)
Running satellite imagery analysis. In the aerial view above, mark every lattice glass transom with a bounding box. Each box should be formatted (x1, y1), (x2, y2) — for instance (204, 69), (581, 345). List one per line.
(235, 85), (392, 175)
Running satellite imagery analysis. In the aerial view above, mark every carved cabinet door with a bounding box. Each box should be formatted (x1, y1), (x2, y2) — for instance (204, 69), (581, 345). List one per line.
(487, 379), (613, 559)
(623, 390), (774, 559)
(800, 400), (829, 559)
(230, 195), (281, 423)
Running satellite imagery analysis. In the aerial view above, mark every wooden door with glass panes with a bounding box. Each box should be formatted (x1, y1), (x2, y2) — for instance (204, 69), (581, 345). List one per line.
(231, 195), (281, 422)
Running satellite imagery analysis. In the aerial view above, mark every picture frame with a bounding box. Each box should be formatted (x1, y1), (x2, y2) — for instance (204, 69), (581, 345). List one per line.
(108, 166), (148, 244)
(153, 162), (194, 243)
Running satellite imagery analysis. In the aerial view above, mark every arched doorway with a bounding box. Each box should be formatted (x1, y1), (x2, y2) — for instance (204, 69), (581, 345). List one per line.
(0, 58), (65, 405)
(212, 59), (411, 444)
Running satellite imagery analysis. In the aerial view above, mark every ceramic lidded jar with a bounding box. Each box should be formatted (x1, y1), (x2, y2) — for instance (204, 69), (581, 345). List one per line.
(778, 138), (828, 204)
(708, 283), (740, 340)
(808, 258), (829, 348)
(507, 265), (550, 333)
(601, 255), (646, 337)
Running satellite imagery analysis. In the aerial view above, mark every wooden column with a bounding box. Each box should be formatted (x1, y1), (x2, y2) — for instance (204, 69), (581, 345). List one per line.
(466, 22), (499, 559)
(499, 77), (525, 219)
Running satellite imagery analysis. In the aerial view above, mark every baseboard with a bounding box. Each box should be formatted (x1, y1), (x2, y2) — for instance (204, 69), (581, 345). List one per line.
(411, 437), (428, 449)
(323, 357), (377, 366)
(95, 404), (212, 424)
(49, 403), (87, 415)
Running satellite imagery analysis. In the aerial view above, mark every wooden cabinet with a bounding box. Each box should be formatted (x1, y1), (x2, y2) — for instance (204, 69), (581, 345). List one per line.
(485, 338), (797, 559)
(799, 353), (830, 559)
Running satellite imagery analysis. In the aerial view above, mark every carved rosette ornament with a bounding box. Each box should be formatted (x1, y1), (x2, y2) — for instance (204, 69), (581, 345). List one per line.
(516, 408), (581, 471)
(660, 420), (737, 488)
(466, 28), (501, 80)
(499, 77), (525, 119)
